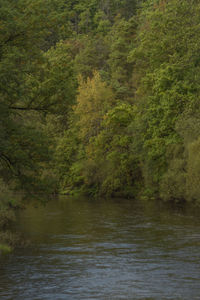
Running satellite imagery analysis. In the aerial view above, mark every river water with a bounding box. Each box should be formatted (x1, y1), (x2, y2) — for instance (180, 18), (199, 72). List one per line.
(1, 197), (200, 299)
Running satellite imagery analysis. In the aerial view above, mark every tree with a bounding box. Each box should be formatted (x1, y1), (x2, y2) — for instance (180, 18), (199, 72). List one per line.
(129, 0), (200, 198)
(58, 71), (116, 194)
(85, 103), (141, 197)
(107, 16), (137, 101)
(74, 71), (115, 143)
(0, 0), (71, 191)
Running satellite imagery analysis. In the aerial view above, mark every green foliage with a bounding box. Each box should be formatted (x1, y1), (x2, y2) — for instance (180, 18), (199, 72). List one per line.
(107, 17), (137, 100)
(53, 0), (200, 203)
(0, 244), (12, 255)
(56, 71), (116, 194)
(84, 103), (141, 197)
(2, 0), (200, 206)
(39, 41), (78, 123)
(0, 0), (75, 193)
(74, 35), (109, 79)
(126, 0), (200, 199)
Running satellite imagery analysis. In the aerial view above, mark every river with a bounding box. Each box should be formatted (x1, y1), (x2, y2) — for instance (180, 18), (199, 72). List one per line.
(0, 197), (200, 299)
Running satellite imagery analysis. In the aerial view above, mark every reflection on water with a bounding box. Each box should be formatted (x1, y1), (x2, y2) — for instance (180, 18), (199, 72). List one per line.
(0, 197), (200, 299)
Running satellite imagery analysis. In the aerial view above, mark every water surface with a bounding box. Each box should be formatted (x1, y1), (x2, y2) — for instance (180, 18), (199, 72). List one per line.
(1, 197), (200, 299)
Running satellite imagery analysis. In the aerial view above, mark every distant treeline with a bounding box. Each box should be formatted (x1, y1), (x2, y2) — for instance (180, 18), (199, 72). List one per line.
(1, 0), (200, 207)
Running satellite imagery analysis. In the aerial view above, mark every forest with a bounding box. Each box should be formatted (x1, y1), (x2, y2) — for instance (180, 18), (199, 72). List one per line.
(1, 0), (200, 249)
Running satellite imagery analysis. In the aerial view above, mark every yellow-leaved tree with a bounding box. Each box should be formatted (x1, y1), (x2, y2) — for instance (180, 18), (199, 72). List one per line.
(57, 71), (116, 194)
(74, 71), (115, 144)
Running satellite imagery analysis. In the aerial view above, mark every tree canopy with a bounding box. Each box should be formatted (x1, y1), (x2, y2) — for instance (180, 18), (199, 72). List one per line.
(1, 0), (200, 205)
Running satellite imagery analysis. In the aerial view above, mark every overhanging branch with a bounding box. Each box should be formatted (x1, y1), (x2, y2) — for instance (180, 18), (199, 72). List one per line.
(9, 106), (47, 112)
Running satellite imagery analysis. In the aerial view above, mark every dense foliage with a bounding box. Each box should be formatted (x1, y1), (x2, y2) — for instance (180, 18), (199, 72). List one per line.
(1, 0), (200, 229)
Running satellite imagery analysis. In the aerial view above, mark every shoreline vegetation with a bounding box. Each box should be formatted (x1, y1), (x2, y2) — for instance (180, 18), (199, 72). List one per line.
(1, 0), (200, 249)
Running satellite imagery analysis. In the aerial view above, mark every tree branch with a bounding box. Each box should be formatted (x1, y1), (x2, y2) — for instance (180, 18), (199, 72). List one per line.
(9, 106), (47, 112)
(0, 153), (13, 171)
(2, 32), (25, 46)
